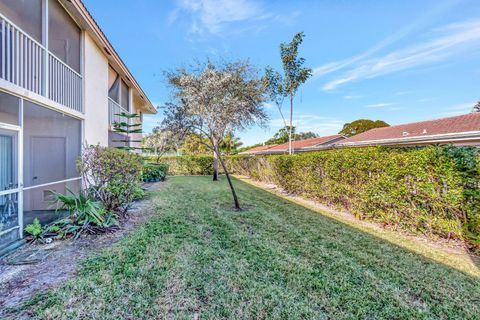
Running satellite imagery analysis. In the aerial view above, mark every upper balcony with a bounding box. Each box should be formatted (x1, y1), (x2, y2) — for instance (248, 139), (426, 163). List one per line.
(0, 0), (83, 113)
(108, 97), (129, 127)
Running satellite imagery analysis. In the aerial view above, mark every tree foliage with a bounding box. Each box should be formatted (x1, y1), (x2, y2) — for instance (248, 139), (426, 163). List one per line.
(112, 112), (143, 151)
(472, 101), (480, 113)
(220, 132), (243, 155)
(142, 129), (179, 156)
(162, 60), (267, 209)
(263, 32), (312, 154)
(180, 133), (210, 155)
(265, 126), (317, 145)
(339, 119), (390, 137)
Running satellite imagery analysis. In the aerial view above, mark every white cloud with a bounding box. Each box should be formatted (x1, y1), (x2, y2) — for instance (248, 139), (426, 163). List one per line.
(270, 113), (344, 134)
(263, 102), (274, 109)
(173, 0), (265, 34)
(313, 0), (463, 80)
(366, 103), (393, 108)
(344, 95), (362, 100)
(441, 102), (474, 116)
(321, 19), (480, 91)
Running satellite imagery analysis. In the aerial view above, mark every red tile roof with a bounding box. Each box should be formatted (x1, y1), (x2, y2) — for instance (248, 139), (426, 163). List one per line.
(268, 135), (344, 151)
(245, 144), (277, 153)
(243, 134), (344, 154)
(340, 113), (480, 145)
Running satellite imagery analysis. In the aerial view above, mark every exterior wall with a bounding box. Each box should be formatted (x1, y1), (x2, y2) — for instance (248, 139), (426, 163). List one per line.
(83, 33), (109, 146)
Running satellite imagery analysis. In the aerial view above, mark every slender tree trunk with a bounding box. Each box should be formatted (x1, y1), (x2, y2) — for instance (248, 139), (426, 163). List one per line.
(212, 139), (219, 181)
(289, 92), (293, 155)
(215, 146), (240, 210)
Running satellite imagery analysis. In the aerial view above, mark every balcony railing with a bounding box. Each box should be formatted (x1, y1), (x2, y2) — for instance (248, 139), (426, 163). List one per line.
(108, 97), (129, 127)
(0, 14), (83, 113)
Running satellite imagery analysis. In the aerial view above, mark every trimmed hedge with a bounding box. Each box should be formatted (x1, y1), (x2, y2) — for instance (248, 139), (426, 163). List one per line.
(227, 146), (480, 245)
(142, 163), (169, 182)
(146, 146), (480, 245)
(144, 155), (214, 176)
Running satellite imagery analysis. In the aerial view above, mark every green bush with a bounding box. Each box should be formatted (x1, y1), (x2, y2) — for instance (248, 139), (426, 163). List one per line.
(144, 155), (214, 175)
(142, 163), (169, 182)
(78, 146), (143, 215)
(47, 190), (118, 239)
(226, 146), (480, 245)
(24, 218), (43, 241)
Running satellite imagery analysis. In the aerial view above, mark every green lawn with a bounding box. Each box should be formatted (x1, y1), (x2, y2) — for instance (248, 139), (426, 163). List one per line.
(25, 176), (480, 319)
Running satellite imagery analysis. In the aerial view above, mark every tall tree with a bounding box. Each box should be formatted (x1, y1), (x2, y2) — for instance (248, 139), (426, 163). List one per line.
(265, 126), (317, 145)
(264, 32), (312, 154)
(112, 112), (143, 151)
(472, 101), (480, 113)
(180, 133), (210, 155)
(162, 60), (267, 210)
(142, 129), (179, 157)
(220, 133), (243, 155)
(339, 119), (390, 137)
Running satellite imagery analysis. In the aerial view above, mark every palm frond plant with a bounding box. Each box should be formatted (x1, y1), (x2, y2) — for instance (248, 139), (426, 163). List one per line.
(46, 189), (119, 239)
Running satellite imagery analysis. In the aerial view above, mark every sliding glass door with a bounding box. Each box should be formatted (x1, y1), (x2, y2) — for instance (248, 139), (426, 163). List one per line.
(0, 128), (20, 246)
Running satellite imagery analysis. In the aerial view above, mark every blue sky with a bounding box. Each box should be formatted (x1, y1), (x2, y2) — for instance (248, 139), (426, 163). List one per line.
(84, 0), (480, 146)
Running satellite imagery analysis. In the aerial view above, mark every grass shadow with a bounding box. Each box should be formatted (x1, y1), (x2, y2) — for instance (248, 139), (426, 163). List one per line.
(17, 176), (480, 319)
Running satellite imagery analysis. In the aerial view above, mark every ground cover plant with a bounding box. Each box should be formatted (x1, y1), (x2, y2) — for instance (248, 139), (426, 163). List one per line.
(24, 190), (119, 242)
(21, 176), (480, 319)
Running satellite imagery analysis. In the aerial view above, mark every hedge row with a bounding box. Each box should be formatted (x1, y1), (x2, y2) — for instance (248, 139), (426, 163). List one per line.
(227, 147), (480, 245)
(144, 155), (214, 176)
(147, 146), (480, 245)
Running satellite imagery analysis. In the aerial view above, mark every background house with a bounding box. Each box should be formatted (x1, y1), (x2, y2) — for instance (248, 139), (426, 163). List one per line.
(242, 113), (480, 156)
(240, 135), (345, 155)
(336, 113), (480, 147)
(0, 0), (155, 252)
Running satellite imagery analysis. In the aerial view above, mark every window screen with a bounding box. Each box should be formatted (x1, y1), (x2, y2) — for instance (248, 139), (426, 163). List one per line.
(23, 100), (81, 189)
(121, 80), (129, 110)
(48, 0), (81, 72)
(109, 76), (120, 103)
(0, 0), (42, 42)
(0, 91), (20, 125)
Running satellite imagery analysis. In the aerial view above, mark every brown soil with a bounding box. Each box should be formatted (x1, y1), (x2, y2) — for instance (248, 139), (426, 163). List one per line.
(0, 182), (161, 318)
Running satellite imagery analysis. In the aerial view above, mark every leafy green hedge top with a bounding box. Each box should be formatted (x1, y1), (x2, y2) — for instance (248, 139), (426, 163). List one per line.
(146, 146), (480, 245)
(144, 155), (214, 176)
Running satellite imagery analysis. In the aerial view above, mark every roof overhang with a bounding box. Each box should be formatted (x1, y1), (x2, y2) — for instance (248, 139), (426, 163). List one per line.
(338, 131), (480, 147)
(63, 0), (156, 114)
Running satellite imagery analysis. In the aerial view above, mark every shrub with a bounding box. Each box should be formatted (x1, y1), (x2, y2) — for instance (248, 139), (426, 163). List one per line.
(132, 186), (146, 201)
(47, 190), (118, 239)
(24, 218), (43, 242)
(144, 155), (214, 175)
(226, 146), (480, 246)
(78, 145), (143, 215)
(142, 163), (169, 182)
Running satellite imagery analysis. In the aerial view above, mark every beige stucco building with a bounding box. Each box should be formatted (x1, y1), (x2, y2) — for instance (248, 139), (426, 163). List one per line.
(0, 0), (156, 252)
